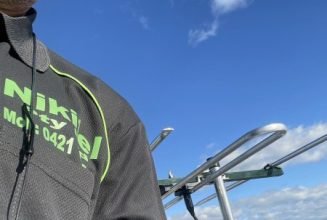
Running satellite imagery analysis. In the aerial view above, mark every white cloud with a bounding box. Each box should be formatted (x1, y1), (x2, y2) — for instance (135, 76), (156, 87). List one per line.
(220, 123), (327, 171)
(121, 2), (150, 30)
(170, 0), (175, 8)
(206, 142), (217, 149)
(139, 16), (150, 30)
(189, 0), (251, 46)
(189, 19), (219, 47)
(93, 8), (104, 15)
(211, 0), (249, 14)
(169, 184), (327, 220)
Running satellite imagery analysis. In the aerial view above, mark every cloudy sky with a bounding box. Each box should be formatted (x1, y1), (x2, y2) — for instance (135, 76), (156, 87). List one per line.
(171, 184), (327, 220)
(34, 0), (327, 219)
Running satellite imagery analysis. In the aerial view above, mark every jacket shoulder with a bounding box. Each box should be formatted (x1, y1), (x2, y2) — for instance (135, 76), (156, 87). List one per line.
(48, 50), (141, 131)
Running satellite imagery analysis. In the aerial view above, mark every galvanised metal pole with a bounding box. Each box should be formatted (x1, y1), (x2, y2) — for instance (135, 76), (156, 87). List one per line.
(210, 163), (234, 220)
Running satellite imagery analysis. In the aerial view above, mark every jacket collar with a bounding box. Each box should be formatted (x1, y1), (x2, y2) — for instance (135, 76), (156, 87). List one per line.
(0, 8), (50, 72)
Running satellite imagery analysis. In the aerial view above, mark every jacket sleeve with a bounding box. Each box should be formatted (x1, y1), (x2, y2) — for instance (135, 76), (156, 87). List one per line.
(47, 51), (166, 219)
(92, 107), (166, 219)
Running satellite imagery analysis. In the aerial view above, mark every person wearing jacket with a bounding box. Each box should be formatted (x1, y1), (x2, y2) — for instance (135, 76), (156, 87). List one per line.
(0, 1), (166, 219)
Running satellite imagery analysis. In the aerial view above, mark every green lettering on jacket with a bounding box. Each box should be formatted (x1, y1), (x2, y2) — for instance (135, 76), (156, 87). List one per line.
(2, 78), (103, 168)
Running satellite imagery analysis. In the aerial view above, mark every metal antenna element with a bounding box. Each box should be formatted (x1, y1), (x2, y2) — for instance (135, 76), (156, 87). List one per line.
(161, 123), (326, 220)
(194, 134), (327, 207)
(162, 123), (286, 199)
(149, 127), (174, 152)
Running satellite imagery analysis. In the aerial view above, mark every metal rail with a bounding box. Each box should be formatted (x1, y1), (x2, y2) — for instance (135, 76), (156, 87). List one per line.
(164, 196), (182, 209)
(161, 123), (287, 199)
(195, 134), (327, 207)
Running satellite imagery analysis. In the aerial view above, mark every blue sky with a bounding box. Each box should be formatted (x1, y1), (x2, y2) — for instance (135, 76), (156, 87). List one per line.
(34, 0), (327, 219)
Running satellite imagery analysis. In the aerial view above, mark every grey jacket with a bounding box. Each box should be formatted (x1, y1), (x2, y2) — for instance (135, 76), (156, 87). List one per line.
(0, 9), (166, 220)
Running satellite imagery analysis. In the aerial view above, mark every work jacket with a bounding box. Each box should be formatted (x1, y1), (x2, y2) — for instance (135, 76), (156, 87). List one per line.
(0, 9), (166, 220)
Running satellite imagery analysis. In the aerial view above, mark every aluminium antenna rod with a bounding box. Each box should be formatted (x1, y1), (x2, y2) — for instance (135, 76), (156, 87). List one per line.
(271, 134), (327, 166)
(149, 127), (174, 152)
(161, 123), (286, 199)
(195, 134), (327, 207)
(191, 129), (286, 193)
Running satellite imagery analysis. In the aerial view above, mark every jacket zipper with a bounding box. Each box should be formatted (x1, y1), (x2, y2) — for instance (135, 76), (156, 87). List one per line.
(8, 33), (37, 220)
(8, 166), (28, 220)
